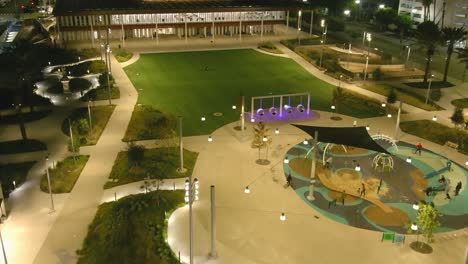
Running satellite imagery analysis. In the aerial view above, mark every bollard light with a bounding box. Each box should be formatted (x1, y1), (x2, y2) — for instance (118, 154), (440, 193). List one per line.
(244, 186), (250, 194)
(411, 223), (418, 231)
(275, 128), (279, 135)
(366, 125), (370, 131)
(412, 203), (419, 210)
(208, 136), (213, 142)
(280, 212), (286, 221)
(250, 118), (255, 123)
(406, 157), (412, 163)
(284, 156), (289, 164)
(232, 105), (237, 110)
(303, 138), (309, 145)
(387, 114), (392, 118)
(432, 115), (437, 121)
(355, 164), (361, 171)
(201, 116), (206, 121)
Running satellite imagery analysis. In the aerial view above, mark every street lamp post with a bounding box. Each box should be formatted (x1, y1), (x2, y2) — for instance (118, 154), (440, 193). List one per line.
(0, 227), (7, 264)
(87, 100), (93, 132)
(306, 130), (319, 201)
(366, 33), (372, 57)
(106, 44), (112, 105)
(297, 10), (302, 45)
(319, 19), (326, 67)
(406, 46), (411, 67)
(363, 55), (369, 81)
(45, 155), (55, 212)
(68, 119), (76, 163)
(425, 74), (434, 104)
(177, 117), (187, 173)
(208, 185), (217, 258)
(394, 101), (403, 141)
(185, 177), (199, 264)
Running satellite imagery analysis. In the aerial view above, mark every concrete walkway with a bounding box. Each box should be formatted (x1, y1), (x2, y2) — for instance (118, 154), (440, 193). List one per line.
(168, 113), (468, 264)
(33, 54), (138, 264)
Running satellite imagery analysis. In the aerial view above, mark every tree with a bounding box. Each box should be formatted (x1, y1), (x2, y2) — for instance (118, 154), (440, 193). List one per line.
(332, 85), (346, 115)
(387, 89), (397, 104)
(395, 15), (412, 45)
(422, 0), (433, 21)
(456, 47), (468, 82)
(127, 142), (146, 168)
(430, 88), (441, 101)
(375, 8), (397, 31)
(416, 21), (441, 83)
(407, 202), (441, 245)
(441, 27), (466, 82)
(450, 108), (464, 127)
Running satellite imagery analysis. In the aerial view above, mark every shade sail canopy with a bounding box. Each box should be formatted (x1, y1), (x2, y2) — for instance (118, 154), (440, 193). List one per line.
(292, 124), (389, 154)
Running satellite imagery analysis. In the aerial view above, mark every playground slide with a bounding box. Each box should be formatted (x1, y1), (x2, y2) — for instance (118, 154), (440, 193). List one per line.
(425, 161), (451, 179)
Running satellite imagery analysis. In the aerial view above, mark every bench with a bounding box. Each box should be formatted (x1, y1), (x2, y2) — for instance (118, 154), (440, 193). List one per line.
(444, 141), (459, 150)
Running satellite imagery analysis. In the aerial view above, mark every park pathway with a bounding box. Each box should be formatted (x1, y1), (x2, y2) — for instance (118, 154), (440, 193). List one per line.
(33, 54), (138, 264)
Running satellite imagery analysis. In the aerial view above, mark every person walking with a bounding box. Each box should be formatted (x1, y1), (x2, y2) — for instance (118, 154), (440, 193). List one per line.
(377, 178), (382, 194)
(415, 143), (423, 155)
(360, 182), (366, 197)
(286, 173), (292, 187)
(325, 156), (333, 169)
(341, 190), (347, 205)
(445, 183), (452, 200)
(455, 181), (462, 196)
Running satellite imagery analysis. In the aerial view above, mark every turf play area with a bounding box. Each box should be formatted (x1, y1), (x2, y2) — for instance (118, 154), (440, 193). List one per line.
(124, 49), (388, 136)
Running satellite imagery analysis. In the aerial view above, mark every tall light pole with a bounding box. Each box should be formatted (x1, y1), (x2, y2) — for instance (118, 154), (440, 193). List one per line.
(363, 55), (369, 81)
(45, 155), (55, 212)
(309, 8), (313, 36)
(68, 119), (76, 163)
(319, 19), (326, 67)
(0, 227), (7, 264)
(394, 101), (403, 141)
(297, 10), (302, 45)
(185, 177), (199, 264)
(306, 130), (318, 201)
(355, 0), (361, 20)
(177, 116), (187, 173)
(106, 44), (112, 105)
(208, 185), (217, 258)
(87, 100), (93, 132)
(406, 45), (411, 67)
(366, 32), (372, 57)
(425, 74), (434, 104)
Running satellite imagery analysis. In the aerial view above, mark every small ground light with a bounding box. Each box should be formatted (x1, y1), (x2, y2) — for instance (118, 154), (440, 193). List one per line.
(13, 181), (16, 188)
(263, 136), (268, 142)
(201, 116), (206, 121)
(303, 138), (309, 145)
(244, 186), (250, 194)
(406, 157), (412, 163)
(432, 115), (437, 121)
(355, 164), (361, 171)
(280, 212), (286, 221)
(387, 114), (392, 118)
(208, 136), (213, 142)
(465, 161), (468, 166)
(381, 103), (386, 107)
(365, 125), (370, 131)
(250, 118), (255, 123)
(284, 157), (289, 164)
(331, 105), (336, 110)
(411, 223), (418, 231)
(275, 128), (279, 134)
(412, 203), (419, 210)
(232, 105), (237, 110)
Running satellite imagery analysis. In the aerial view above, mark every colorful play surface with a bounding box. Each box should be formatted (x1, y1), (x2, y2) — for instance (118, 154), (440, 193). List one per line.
(284, 141), (468, 234)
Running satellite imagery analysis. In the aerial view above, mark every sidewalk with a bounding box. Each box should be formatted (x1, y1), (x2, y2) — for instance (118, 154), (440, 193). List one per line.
(33, 54), (138, 264)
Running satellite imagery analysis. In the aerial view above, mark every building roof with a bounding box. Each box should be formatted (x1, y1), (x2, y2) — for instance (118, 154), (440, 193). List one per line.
(54, 0), (305, 16)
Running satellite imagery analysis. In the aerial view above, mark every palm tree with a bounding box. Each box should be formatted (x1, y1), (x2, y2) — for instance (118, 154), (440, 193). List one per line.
(441, 27), (466, 82)
(416, 21), (441, 83)
(457, 47), (468, 82)
(422, 0), (433, 21)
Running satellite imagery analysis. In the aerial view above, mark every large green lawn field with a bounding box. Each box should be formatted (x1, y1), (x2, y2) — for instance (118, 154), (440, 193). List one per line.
(125, 49), (385, 136)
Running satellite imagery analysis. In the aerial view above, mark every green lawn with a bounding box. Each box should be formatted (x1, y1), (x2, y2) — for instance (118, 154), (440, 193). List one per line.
(114, 48), (133, 63)
(0, 139), (47, 154)
(77, 190), (183, 264)
(62, 105), (116, 146)
(106, 147), (198, 189)
(0, 161), (36, 198)
(40, 155), (89, 193)
(451, 98), (468, 109)
(400, 120), (468, 154)
(125, 49), (388, 136)
(360, 83), (443, 111)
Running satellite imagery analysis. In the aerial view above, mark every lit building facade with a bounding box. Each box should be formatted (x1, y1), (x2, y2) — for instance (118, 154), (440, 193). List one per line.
(397, 0), (468, 28)
(53, 0), (302, 43)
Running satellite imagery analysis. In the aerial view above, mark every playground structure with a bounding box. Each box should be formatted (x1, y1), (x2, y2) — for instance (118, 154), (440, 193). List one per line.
(372, 153), (394, 173)
(425, 161), (452, 179)
(372, 133), (398, 151)
(250, 93), (310, 121)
